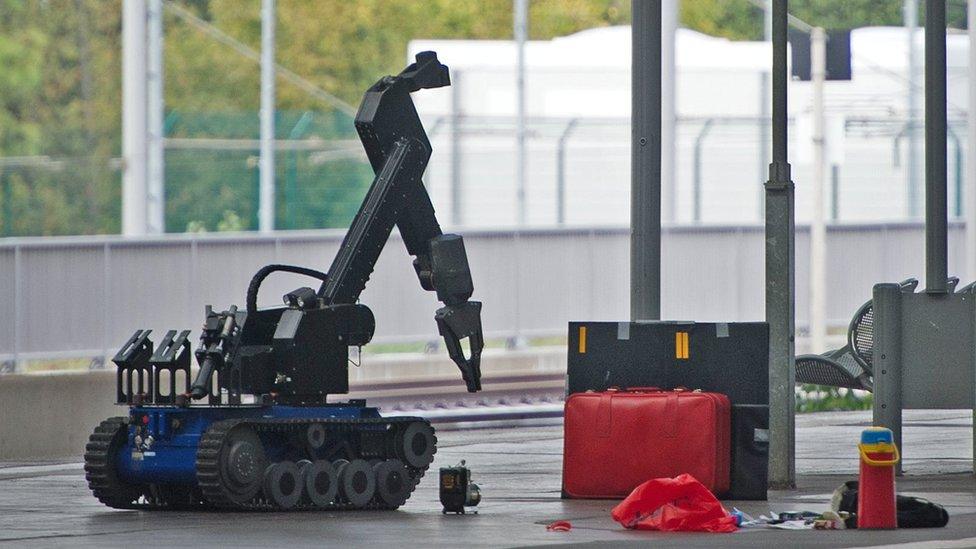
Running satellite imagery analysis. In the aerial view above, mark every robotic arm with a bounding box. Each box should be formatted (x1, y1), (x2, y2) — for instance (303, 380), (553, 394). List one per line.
(429, 235), (483, 392)
(179, 52), (483, 401)
(319, 52), (483, 392)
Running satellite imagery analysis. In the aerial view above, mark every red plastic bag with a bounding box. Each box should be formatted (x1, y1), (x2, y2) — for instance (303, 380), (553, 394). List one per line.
(611, 473), (738, 533)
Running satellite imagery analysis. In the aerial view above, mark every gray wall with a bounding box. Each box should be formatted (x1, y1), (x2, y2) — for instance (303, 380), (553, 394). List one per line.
(0, 223), (968, 367)
(0, 371), (118, 460)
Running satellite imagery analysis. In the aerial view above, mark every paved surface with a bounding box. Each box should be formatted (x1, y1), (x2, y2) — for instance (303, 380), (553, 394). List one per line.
(1, 410), (974, 548)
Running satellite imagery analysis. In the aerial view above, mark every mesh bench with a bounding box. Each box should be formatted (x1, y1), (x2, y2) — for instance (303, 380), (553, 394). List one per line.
(795, 278), (921, 391)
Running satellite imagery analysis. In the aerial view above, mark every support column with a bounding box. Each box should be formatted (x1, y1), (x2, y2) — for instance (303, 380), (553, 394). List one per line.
(258, 0), (276, 233)
(759, 0), (772, 221)
(122, 0), (148, 236)
(766, 0), (796, 489)
(967, 0), (976, 282)
(905, 0), (920, 219)
(964, 0), (976, 468)
(146, 0), (165, 233)
(661, 0), (677, 224)
(967, 13), (976, 475)
(872, 283), (904, 474)
(631, 0), (662, 321)
(925, 0), (947, 292)
(514, 0), (528, 226)
(809, 27), (827, 354)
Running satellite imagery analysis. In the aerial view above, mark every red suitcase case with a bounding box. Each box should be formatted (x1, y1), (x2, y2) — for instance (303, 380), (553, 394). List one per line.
(562, 387), (731, 499)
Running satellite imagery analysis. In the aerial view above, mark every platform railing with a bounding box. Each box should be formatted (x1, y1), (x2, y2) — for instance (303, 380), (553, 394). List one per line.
(0, 221), (967, 372)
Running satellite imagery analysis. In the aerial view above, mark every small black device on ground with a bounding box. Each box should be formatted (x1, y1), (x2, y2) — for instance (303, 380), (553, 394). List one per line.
(440, 460), (480, 514)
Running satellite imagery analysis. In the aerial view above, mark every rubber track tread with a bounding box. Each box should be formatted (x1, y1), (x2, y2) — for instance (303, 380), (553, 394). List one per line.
(84, 417), (154, 510)
(196, 416), (435, 511)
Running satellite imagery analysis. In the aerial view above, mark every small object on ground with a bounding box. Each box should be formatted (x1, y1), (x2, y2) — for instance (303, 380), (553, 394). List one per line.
(546, 521), (572, 532)
(775, 511), (820, 523)
(731, 508), (761, 527)
(857, 427), (899, 529)
(832, 481), (949, 529)
(610, 473), (738, 533)
(440, 460), (481, 514)
(768, 520), (814, 530)
(814, 511), (847, 530)
(758, 511), (822, 529)
(731, 507), (766, 528)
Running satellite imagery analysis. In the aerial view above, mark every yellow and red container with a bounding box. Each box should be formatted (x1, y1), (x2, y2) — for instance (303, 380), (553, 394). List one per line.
(857, 427), (899, 529)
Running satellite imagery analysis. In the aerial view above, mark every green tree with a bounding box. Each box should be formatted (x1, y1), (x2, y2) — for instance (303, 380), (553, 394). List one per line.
(2, 0), (968, 237)
(680, 0), (967, 41)
(0, 1), (122, 236)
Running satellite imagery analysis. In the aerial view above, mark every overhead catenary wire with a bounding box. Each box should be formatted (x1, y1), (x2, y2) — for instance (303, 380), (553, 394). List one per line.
(163, 0), (357, 117)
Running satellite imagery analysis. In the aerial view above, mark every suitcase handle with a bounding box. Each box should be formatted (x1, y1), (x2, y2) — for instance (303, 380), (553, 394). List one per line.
(610, 386), (698, 393)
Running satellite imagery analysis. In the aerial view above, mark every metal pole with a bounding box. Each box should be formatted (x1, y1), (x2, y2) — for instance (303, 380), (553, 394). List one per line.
(451, 70), (463, 226)
(969, 2), (976, 466)
(873, 283), (904, 475)
(259, 0), (276, 233)
(831, 164), (840, 220)
(948, 127), (963, 217)
(760, 0), (771, 221)
(514, 0), (528, 226)
(1, 171), (9, 236)
(905, 0), (920, 218)
(661, 0), (677, 224)
(556, 118), (580, 225)
(766, 0), (796, 489)
(968, 0), (976, 282)
(147, 0), (165, 234)
(692, 119), (715, 223)
(631, 0), (662, 321)
(810, 27), (827, 355)
(764, 0), (772, 43)
(759, 71), (770, 220)
(286, 112), (312, 230)
(122, 0), (148, 236)
(925, 0), (947, 293)
(13, 246), (21, 372)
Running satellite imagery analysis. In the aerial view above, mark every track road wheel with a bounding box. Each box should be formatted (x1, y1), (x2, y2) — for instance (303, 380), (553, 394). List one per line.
(263, 461), (302, 510)
(304, 460), (339, 507)
(197, 422), (266, 507)
(339, 459), (375, 508)
(84, 417), (145, 509)
(306, 423), (326, 451)
(398, 422), (436, 468)
(374, 459), (411, 509)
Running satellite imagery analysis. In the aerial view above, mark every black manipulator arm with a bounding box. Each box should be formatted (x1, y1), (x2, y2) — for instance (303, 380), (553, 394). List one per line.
(318, 52), (483, 392)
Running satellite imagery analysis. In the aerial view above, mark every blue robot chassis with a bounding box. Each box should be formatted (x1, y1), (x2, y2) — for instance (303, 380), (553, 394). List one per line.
(86, 404), (436, 510)
(84, 52), (483, 512)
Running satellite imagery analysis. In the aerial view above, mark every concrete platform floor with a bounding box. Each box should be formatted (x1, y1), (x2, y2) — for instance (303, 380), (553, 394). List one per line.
(1, 410), (975, 548)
